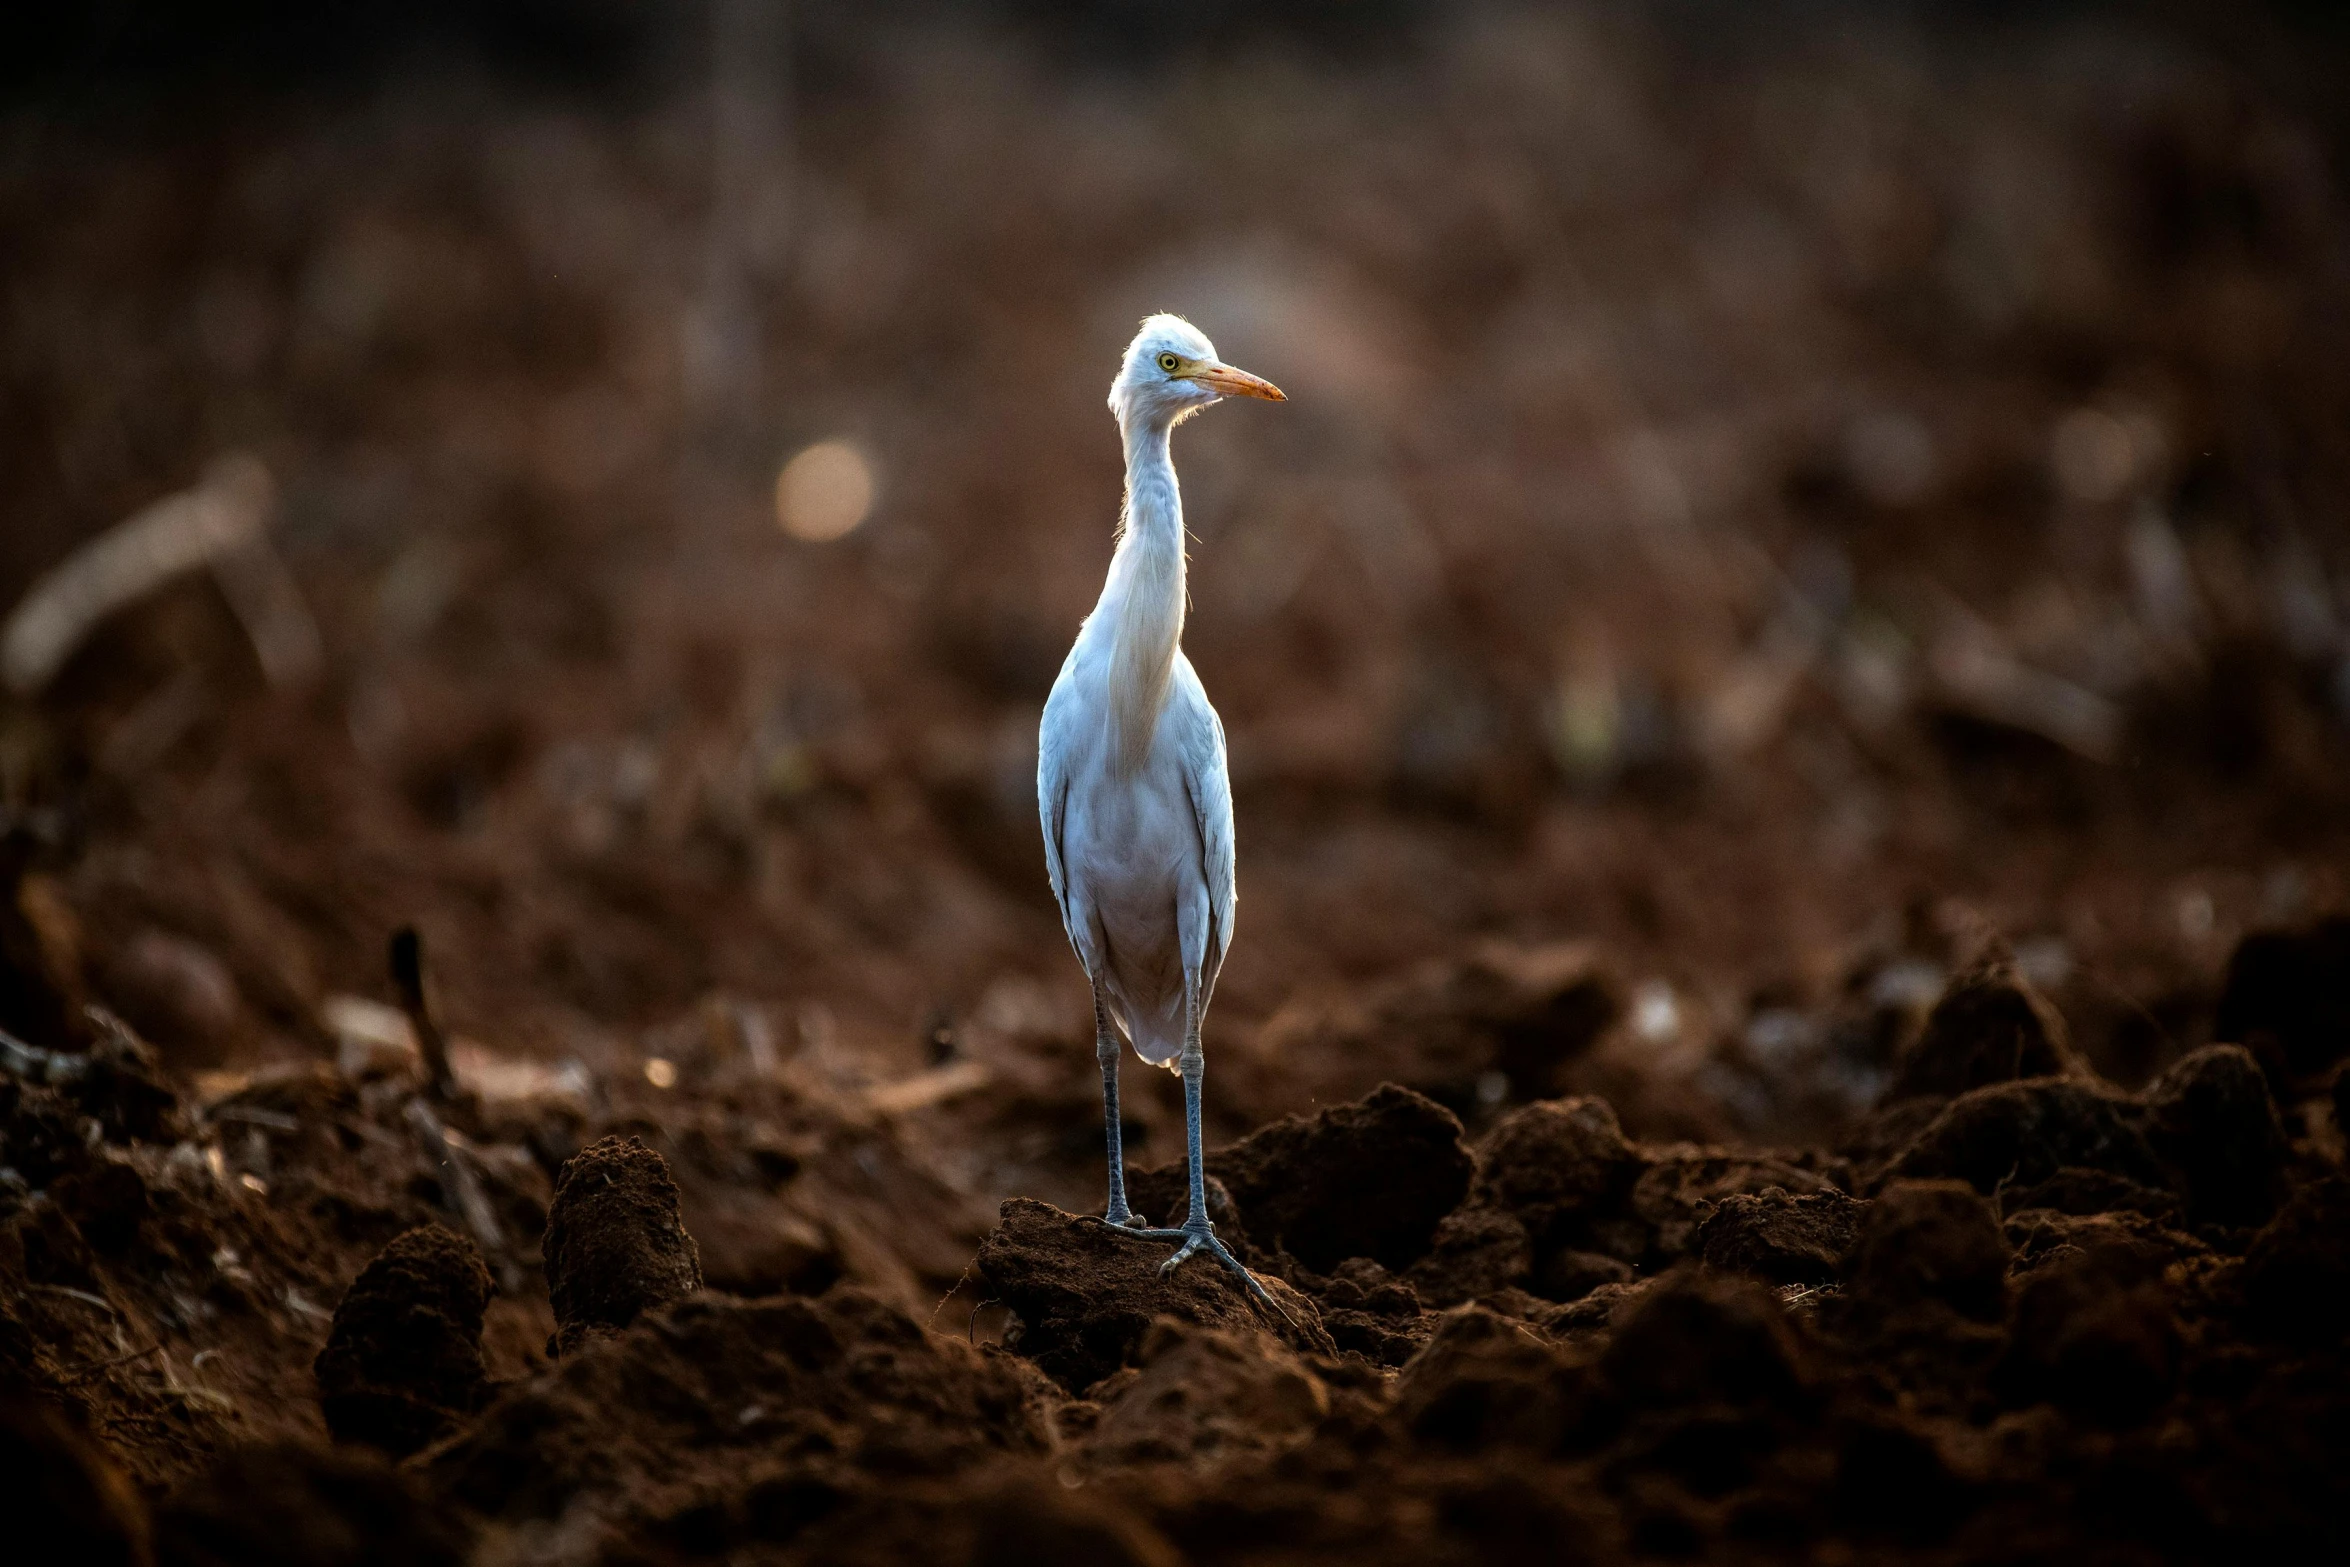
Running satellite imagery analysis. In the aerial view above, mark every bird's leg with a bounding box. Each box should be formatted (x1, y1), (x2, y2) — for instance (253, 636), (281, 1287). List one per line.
(1133, 983), (1296, 1327)
(1094, 981), (1143, 1228)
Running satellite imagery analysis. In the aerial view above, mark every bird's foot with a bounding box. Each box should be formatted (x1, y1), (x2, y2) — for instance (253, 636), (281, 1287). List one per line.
(1108, 1220), (1297, 1330)
(1101, 1205), (1149, 1229)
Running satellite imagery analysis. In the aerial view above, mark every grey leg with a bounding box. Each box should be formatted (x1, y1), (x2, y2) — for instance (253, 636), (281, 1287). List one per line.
(1095, 981), (1143, 1228)
(1104, 979), (1296, 1327)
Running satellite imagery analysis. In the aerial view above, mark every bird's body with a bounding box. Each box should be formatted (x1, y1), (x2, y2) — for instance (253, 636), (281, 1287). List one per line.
(1041, 643), (1228, 1065)
(1038, 315), (1283, 1309)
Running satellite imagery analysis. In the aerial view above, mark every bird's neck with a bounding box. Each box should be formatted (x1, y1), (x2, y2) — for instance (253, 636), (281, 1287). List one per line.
(1098, 418), (1185, 770)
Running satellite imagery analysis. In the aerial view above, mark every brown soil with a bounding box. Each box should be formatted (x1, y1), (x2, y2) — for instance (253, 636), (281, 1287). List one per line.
(5, 5), (2350, 1564)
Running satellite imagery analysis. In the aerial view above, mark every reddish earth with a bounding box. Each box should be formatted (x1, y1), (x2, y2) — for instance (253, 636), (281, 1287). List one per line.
(4, 6), (2350, 1564)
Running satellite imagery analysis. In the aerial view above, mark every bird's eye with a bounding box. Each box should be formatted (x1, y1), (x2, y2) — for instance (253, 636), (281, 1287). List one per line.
(1157, 352), (1181, 373)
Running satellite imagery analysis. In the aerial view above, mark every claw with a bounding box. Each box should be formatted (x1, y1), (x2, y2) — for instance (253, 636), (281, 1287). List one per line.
(1156, 1235), (1206, 1275)
(1104, 1220), (1299, 1332)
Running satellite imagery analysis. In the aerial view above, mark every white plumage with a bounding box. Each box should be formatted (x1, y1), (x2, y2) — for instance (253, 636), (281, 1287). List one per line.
(1037, 314), (1287, 1309)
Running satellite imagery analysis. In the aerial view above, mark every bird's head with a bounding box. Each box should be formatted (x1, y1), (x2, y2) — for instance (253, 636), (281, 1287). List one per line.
(1110, 314), (1286, 429)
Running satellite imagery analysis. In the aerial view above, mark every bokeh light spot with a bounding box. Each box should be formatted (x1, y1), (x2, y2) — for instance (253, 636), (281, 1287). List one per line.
(776, 440), (876, 542)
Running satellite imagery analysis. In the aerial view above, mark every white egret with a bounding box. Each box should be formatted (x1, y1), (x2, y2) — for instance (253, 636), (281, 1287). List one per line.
(1037, 314), (1287, 1313)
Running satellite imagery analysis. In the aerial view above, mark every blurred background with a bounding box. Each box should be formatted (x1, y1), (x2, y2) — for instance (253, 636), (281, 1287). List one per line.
(4, 0), (2348, 1246)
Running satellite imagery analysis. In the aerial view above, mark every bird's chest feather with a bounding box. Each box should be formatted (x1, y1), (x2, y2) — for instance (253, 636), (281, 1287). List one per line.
(1066, 750), (1193, 884)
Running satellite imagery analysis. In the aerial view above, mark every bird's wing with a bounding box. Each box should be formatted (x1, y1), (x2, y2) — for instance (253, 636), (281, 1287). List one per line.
(1036, 660), (1084, 959)
(1173, 658), (1237, 1002)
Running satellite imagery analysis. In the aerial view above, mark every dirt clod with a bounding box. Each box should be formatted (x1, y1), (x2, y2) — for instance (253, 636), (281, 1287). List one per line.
(1993, 1250), (2178, 1426)
(1313, 1259), (1436, 1364)
(1888, 1078), (2166, 1195)
(2213, 917), (2350, 1079)
(312, 1225), (494, 1456)
(1697, 1188), (1865, 1285)
(2141, 1044), (2290, 1226)
(1599, 1270), (1811, 1412)
(72, 1012), (184, 1145)
(1406, 1203), (1533, 1306)
(1883, 952), (2081, 1103)
(1394, 1306), (1591, 1453)
(1843, 1180), (2010, 1323)
(1085, 1319), (1329, 1467)
(1997, 1166), (2182, 1225)
(1184, 1082), (1474, 1273)
(1622, 1146), (1833, 1268)
(541, 1135), (704, 1356)
(786, 1472), (1184, 1567)
(1471, 1096), (1640, 1256)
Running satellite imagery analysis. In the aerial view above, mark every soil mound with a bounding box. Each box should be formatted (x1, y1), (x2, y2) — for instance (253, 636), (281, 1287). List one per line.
(972, 1197), (1330, 1391)
(1471, 1096), (1641, 1252)
(427, 1288), (1049, 1552)
(153, 1442), (471, 1567)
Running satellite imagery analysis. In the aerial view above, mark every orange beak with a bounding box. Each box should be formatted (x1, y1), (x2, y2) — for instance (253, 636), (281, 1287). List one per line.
(1187, 361), (1287, 402)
